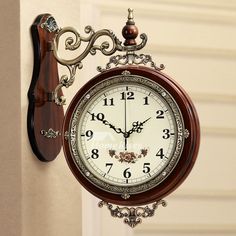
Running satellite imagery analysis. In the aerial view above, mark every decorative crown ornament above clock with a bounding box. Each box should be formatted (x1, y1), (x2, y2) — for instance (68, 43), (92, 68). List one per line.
(28, 9), (200, 228)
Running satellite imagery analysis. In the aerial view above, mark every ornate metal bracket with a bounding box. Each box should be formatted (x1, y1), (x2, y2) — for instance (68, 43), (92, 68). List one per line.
(98, 200), (167, 228)
(97, 53), (165, 72)
(27, 9), (164, 163)
(52, 26), (124, 105)
(42, 8), (155, 105)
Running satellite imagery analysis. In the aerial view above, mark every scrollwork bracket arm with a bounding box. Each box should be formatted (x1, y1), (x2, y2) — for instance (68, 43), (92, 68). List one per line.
(42, 9), (153, 105)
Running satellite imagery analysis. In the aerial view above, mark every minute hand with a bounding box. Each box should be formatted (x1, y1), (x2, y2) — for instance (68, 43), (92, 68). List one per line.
(127, 117), (151, 136)
(89, 112), (125, 135)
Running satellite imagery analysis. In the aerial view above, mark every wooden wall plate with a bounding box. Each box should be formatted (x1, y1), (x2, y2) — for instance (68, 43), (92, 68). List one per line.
(27, 14), (64, 162)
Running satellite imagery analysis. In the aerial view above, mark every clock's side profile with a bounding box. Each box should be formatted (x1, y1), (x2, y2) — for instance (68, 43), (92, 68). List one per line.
(63, 66), (200, 206)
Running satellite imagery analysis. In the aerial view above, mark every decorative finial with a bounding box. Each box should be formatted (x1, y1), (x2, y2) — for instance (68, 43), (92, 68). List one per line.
(127, 8), (134, 24)
(122, 8), (139, 46)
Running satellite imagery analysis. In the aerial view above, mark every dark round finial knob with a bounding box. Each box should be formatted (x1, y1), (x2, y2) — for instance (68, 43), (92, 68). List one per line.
(122, 8), (139, 46)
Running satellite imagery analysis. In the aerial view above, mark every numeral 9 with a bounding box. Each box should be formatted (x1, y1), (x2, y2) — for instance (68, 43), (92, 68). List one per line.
(85, 130), (93, 140)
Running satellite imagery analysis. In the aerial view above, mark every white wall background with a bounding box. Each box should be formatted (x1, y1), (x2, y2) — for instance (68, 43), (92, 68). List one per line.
(79, 0), (236, 236)
(0, 0), (236, 235)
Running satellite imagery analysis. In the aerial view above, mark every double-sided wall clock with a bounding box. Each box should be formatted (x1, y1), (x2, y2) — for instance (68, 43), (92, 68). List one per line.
(28, 9), (200, 227)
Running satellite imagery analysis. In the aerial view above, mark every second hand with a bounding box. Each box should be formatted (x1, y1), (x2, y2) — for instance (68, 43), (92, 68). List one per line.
(124, 90), (128, 150)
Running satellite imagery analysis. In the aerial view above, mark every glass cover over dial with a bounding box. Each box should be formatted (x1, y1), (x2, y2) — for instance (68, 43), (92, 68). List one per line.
(68, 72), (185, 195)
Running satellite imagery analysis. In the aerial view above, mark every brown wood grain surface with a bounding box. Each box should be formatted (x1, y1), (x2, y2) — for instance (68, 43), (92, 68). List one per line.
(27, 14), (64, 162)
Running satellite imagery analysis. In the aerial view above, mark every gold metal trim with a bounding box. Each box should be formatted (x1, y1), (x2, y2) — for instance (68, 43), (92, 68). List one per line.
(97, 53), (164, 73)
(40, 128), (61, 138)
(98, 200), (167, 228)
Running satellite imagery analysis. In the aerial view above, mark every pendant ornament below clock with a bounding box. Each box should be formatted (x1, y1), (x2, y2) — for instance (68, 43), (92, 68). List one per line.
(63, 9), (200, 227)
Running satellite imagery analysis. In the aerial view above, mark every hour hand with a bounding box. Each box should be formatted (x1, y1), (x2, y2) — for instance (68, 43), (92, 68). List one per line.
(127, 117), (151, 136)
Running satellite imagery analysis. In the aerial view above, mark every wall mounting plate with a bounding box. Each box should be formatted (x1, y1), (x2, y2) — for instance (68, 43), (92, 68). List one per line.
(27, 14), (64, 162)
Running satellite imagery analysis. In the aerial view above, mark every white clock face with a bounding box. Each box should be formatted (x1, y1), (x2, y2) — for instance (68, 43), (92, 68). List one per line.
(69, 73), (185, 194)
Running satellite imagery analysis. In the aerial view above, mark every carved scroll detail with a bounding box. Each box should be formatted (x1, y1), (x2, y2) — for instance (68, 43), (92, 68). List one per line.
(98, 200), (167, 228)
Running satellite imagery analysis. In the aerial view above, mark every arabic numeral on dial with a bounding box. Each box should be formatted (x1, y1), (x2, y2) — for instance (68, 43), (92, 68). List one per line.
(91, 149), (99, 159)
(91, 113), (104, 121)
(143, 163), (151, 173)
(85, 130), (93, 140)
(105, 163), (113, 174)
(103, 98), (114, 106)
(162, 129), (173, 139)
(123, 167), (131, 178)
(143, 96), (149, 105)
(156, 148), (164, 159)
(156, 110), (164, 119)
(121, 91), (134, 100)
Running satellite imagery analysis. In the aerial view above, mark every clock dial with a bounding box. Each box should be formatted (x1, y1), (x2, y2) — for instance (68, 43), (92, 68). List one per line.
(78, 84), (178, 187)
(63, 67), (200, 205)
(68, 72), (185, 195)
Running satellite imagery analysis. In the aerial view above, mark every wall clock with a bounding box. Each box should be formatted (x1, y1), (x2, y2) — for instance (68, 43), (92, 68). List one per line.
(28, 9), (200, 228)
(63, 66), (199, 205)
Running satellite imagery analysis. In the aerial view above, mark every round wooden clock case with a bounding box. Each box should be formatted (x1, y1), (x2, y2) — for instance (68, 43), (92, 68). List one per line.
(63, 66), (200, 206)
